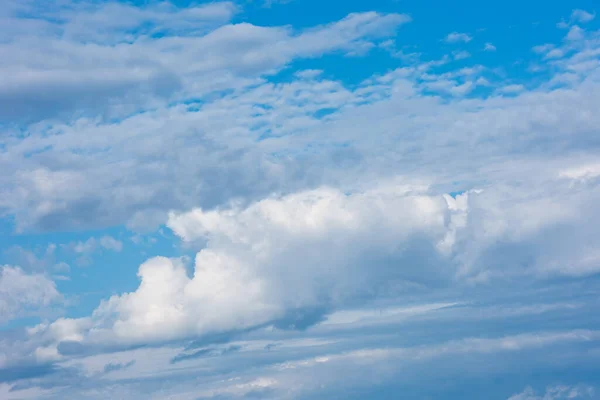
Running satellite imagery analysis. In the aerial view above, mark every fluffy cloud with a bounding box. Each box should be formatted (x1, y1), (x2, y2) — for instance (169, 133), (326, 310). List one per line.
(43, 183), (452, 345)
(24, 169), (600, 348)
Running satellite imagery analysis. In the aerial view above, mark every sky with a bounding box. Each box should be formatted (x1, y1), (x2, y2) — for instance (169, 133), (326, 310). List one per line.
(1, 0), (600, 398)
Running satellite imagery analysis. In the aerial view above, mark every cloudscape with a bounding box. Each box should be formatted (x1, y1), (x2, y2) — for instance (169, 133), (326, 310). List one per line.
(1, 0), (600, 398)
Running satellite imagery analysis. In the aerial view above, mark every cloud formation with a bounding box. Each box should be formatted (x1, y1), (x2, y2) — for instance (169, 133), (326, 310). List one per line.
(1, 2), (600, 399)
(444, 32), (472, 43)
(0, 266), (61, 324)
(24, 170), (600, 351)
(0, 1), (409, 124)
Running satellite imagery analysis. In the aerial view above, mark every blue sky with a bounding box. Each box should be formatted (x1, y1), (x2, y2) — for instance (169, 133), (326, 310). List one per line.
(1, 0), (600, 398)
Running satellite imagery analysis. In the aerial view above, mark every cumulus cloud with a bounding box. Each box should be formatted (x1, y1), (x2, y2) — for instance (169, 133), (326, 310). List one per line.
(23, 170), (600, 349)
(57, 184), (454, 344)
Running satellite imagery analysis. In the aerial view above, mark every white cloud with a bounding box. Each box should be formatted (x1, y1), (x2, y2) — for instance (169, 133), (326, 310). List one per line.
(484, 42), (497, 51)
(508, 385), (596, 400)
(546, 49), (565, 60)
(453, 50), (471, 60)
(444, 32), (472, 43)
(0, 2), (409, 123)
(566, 25), (585, 41)
(22, 169), (600, 347)
(476, 76), (491, 86)
(1, 17), (598, 235)
(78, 184), (453, 343)
(0, 266), (61, 324)
(557, 9), (595, 30)
(571, 9), (596, 24)
(559, 162), (600, 181)
(72, 238), (98, 255)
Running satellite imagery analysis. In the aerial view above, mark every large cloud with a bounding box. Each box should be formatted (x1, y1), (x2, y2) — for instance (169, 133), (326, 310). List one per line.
(0, 0), (409, 123)
(25, 169), (600, 350)
(1, 3), (600, 398)
(1, 19), (599, 232)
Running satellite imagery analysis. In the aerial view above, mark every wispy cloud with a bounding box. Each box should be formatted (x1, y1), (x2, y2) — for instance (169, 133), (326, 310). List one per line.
(444, 32), (472, 43)
(484, 42), (497, 51)
(571, 9), (596, 24)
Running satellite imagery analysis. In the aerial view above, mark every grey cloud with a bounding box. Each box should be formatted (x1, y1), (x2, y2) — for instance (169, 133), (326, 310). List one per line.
(0, 2), (408, 124)
(0, 266), (62, 325)
(170, 345), (241, 364)
(2, 274), (600, 397)
(0, 24), (598, 233)
(103, 360), (135, 374)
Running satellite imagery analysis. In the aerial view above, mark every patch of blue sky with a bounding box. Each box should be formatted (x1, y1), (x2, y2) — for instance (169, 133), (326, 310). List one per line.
(255, 0), (599, 93)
